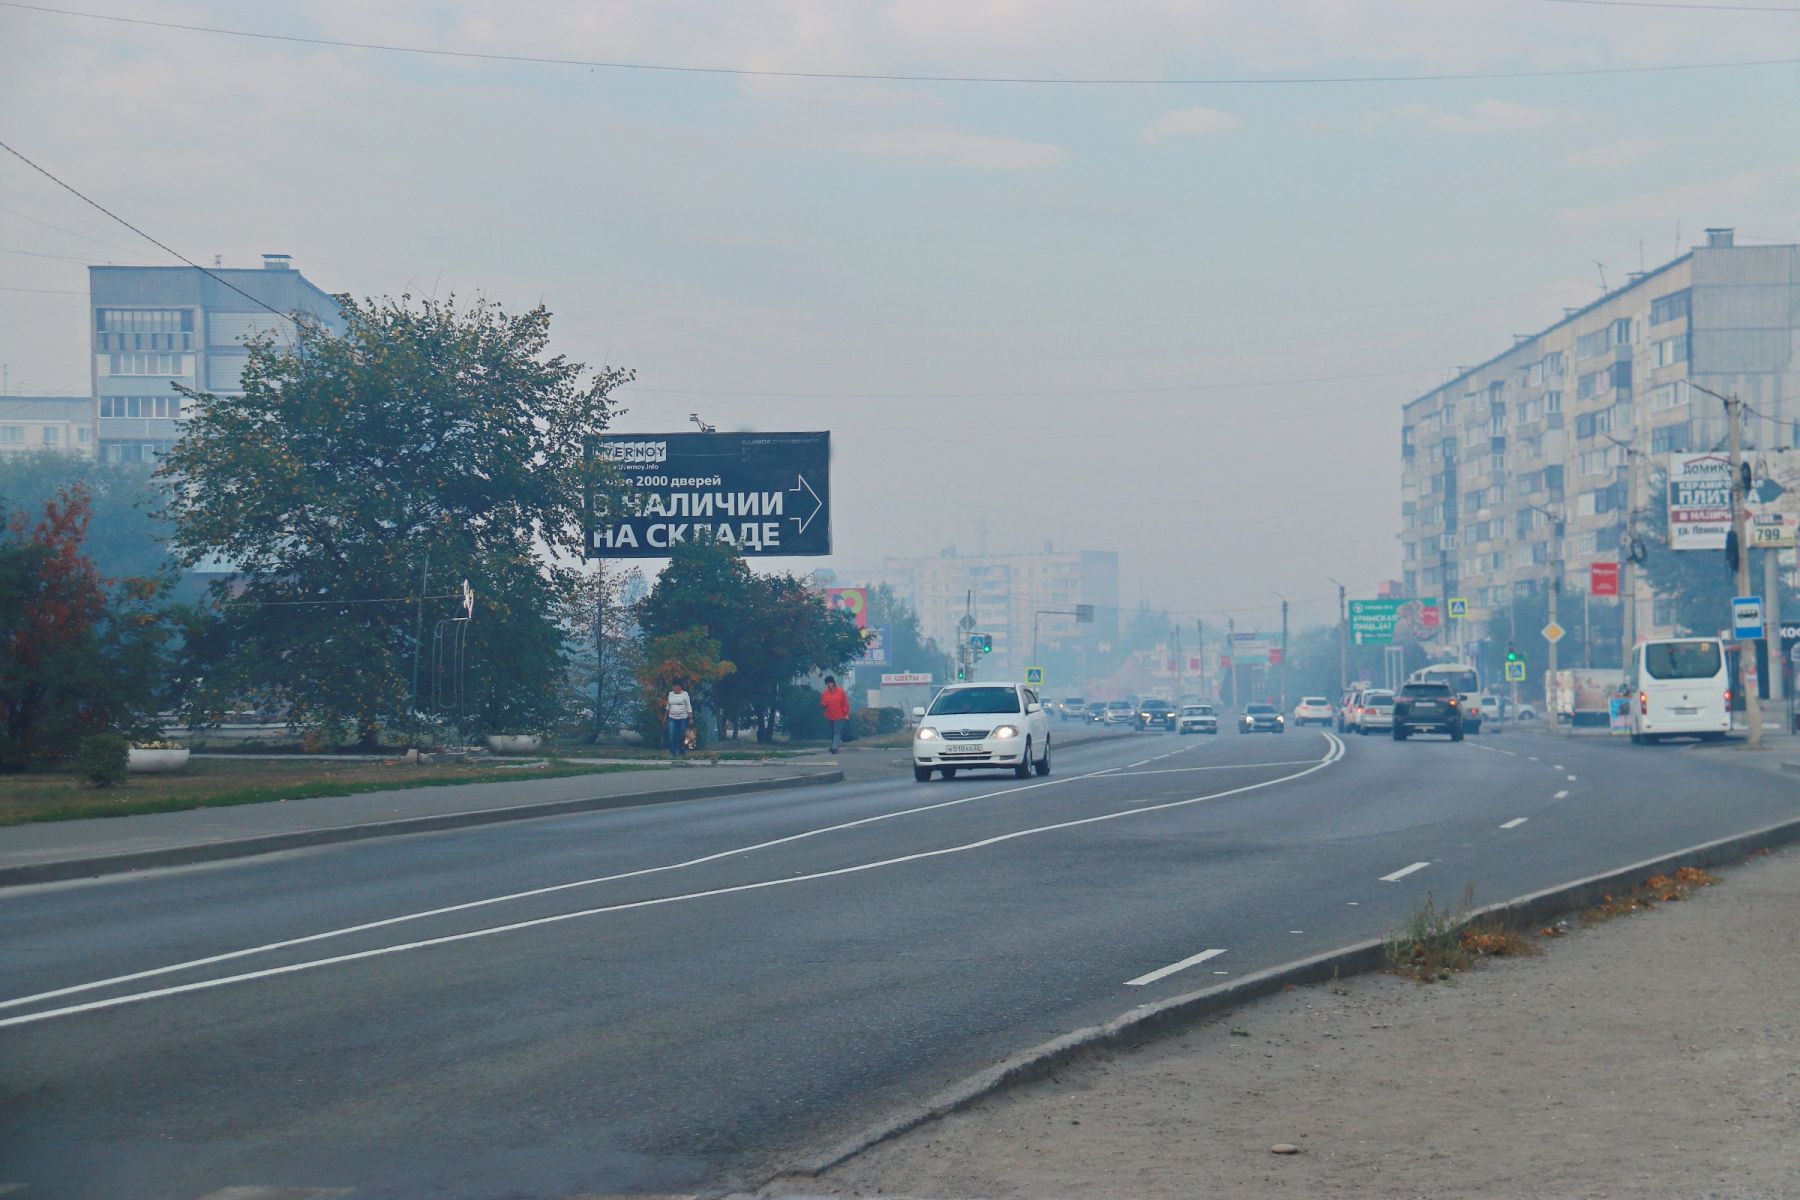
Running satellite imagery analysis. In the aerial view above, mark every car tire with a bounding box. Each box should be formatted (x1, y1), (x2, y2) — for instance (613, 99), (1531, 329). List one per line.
(1035, 739), (1052, 776)
(1358, 726), (1368, 736)
(913, 765), (932, 782)
(1451, 727), (1464, 742)
(1015, 739), (1033, 778)
(1393, 727), (1408, 741)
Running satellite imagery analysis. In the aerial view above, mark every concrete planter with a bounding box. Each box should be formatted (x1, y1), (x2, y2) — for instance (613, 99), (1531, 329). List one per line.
(484, 735), (543, 755)
(128, 747), (191, 774)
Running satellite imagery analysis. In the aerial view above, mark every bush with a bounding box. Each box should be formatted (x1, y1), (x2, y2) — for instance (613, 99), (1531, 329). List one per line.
(873, 706), (905, 735)
(849, 709), (880, 739)
(778, 683), (829, 741)
(75, 733), (129, 787)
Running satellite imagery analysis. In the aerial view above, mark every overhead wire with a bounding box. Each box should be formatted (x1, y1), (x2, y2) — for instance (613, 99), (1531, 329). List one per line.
(4, 1), (1799, 84)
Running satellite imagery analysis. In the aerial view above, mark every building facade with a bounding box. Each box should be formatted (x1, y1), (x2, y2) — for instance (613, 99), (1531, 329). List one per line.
(878, 546), (1120, 684)
(89, 254), (343, 462)
(0, 395), (95, 458)
(1400, 229), (1800, 647)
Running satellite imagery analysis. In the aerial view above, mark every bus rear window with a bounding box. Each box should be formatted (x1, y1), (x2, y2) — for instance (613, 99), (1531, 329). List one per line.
(1644, 642), (1722, 680)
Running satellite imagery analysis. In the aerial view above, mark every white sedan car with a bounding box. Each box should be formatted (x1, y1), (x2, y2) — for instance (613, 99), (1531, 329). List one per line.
(912, 682), (1052, 782)
(1292, 696), (1334, 726)
(1176, 703), (1219, 734)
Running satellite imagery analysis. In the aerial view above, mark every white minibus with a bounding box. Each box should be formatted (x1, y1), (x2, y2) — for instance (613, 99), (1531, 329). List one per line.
(1406, 662), (1483, 734)
(1626, 637), (1730, 744)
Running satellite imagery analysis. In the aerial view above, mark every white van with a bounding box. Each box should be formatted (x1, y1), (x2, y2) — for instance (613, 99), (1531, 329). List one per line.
(1626, 637), (1730, 744)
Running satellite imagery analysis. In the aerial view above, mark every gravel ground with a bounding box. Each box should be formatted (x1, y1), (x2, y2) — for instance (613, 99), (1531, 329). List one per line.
(769, 844), (1800, 1199)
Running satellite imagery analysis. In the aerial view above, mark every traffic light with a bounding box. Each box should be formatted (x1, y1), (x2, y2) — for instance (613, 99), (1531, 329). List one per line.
(980, 634), (993, 654)
(1505, 644), (1519, 664)
(956, 662), (966, 681)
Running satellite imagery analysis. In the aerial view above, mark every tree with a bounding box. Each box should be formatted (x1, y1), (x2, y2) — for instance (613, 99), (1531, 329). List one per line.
(0, 486), (174, 769)
(634, 628), (733, 747)
(864, 583), (951, 678)
(635, 538), (863, 741)
(0, 451), (197, 598)
(160, 295), (629, 745)
(564, 564), (645, 741)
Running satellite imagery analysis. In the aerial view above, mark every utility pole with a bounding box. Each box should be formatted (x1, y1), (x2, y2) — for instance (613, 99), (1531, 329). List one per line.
(1766, 543), (1786, 706)
(1227, 616), (1238, 709)
(1172, 625), (1184, 700)
(1727, 394), (1765, 747)
(1196, 618), (1206, 701)
(1330, 578), (1348, 697)
(1273, 591), (1290, 710)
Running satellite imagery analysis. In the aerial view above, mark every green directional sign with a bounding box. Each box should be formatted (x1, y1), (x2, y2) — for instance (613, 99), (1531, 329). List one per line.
(1348, 598), (1443, 645)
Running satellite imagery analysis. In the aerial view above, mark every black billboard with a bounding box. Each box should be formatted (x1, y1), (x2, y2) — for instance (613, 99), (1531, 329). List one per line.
(587, 431), (831, 558)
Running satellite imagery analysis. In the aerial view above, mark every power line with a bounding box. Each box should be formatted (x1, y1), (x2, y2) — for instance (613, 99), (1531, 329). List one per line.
(623, 366), (1439, 402)
(0, 283), (83, 294)
(1541, 0), (1800, 11)
(6, 1), (1800, 85)
(0, 138), (299, 323)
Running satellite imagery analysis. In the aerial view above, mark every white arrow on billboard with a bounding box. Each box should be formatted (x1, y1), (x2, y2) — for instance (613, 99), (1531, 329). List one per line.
(788, 474), (823, 534)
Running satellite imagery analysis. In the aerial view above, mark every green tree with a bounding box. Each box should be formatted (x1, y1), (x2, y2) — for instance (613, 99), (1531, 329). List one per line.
(634, 628), (734, 748)
(160, 295), (629, 746)
(0, 451), (198, 598)
(864, 583), (951, 678)
(0, 486), (175, 769)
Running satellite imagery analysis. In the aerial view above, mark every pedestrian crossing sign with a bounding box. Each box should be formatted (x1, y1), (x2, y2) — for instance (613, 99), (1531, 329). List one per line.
(1505, 660), (1526, 683)
(1026, 666), (1044, 685)
(1447, 597), (1468, 618)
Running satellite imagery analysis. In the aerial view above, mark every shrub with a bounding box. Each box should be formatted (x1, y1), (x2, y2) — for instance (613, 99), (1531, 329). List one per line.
(873, 706), (905, 735)
(849, 709), (881, 739)
(75, 732), (129, 787)
(778, 683), (829, 741)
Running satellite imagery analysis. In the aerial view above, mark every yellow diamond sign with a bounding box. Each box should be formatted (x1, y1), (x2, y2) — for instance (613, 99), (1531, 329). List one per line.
(1542, 621), (1565, 644)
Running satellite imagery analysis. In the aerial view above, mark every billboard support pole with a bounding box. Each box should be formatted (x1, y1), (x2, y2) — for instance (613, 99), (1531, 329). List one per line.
(1766, 545), (1785, 705)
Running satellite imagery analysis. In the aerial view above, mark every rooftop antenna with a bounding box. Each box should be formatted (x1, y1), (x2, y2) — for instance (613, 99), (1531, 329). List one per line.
(213, 254), (222, 267)
(689, 413), (716, 433)
(1594, 260), (1609, 293)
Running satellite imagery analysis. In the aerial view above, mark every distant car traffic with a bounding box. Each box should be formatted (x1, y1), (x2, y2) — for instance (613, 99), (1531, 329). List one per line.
(1292, 696), (1333, 726)
(1239, 703), (1285, 734)
(1392, 681), (1463, 741)
(1176, 703), (1219, 735)
(1057, 696), (1088, 722)
(911, 682), (1052, 781)
(1136, 699), (1176, 731)
(1086, 701), (1110, 723)
(1352, 688), (1395, 734)
(1102, 700), (1135, 726)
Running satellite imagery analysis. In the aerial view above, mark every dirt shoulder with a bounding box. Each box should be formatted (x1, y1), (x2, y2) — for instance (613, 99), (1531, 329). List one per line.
(778, 845), (1800, 1199)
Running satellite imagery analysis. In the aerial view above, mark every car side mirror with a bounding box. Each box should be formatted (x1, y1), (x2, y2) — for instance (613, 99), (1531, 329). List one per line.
(1026, 702), (1040, 713)
(911, 706), (926, 718)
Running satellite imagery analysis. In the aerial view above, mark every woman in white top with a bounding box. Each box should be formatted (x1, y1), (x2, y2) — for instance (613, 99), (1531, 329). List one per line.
(665, 680), (692, 759)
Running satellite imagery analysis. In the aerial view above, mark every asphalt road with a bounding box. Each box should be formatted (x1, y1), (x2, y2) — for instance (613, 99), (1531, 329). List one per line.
(3, 723), (1796, 1199)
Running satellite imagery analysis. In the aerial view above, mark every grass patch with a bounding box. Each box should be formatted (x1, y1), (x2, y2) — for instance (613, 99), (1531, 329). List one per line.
(0, 758), (646, 826)
(1383, 886), (1542, 983)
(1587, 865), (1718, 922)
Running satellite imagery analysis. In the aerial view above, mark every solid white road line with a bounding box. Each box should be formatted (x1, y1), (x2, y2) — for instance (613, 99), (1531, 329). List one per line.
(1466, 742), (1518, 757)
(2, 737), (1347, 1029)
(1500, 817), (1528, 829)
(0, 743), (1179, 1016)
(1380, 861), (1431, 883)
(1124, 947), (1226, 987)
(1100, 760), (1321, 777)
(1554, 789), (1569, 799)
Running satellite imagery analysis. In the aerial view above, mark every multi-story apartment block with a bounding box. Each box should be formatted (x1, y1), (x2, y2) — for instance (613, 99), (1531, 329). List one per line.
(879, 546), (1120, 683)
(0, 395), (95, 457)
(89, 254), (343, 462)
(1400, 229), (1800, 645)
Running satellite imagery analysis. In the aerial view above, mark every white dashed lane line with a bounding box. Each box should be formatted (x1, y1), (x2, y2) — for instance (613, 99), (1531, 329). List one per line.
(1380, 861), (1431, 883)
(1554, 789), (1570, 799)
(1500, 817), (1528, 829)
(1125, 947), (1226, 987)
(1567, 774), (1578, 782)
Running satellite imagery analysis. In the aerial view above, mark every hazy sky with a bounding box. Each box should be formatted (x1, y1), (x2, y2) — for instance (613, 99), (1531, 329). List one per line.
(3, 0), (1798, 633)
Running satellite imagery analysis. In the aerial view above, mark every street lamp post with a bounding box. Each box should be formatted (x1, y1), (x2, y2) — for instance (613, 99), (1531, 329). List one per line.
(1271, 590), (1289, 710)
(1328, 577), (1347, 699)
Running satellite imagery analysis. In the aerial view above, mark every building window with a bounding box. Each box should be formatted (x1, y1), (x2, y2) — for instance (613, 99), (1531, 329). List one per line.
(1653, 336), (1688, 367)
(1577, 370), (1606, 401)
(42, 427), (59, 444)
(0, 426), (22, 443)
(99, 395), (183, 419)
(77, 428), (92, 444)
(1544, 391), (1562, 414)
(1651, 425), (1690, 453)
(108, 353), (190, 377)
(1576, 329), (1611, 360)
(96, 308), (194, 333)
(101, 440), (178, 463)
(1613, 317), (1634, 345)
(1649, 289), (1691, 326)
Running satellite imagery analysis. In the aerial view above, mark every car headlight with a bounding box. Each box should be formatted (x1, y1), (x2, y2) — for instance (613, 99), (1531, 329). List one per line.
(1275, 715), (1285, 724)
(915, 727), (939, 741)
(991, 724), (1020, 739)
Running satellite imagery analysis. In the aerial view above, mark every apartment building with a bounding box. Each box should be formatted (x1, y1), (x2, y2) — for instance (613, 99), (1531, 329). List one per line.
(0, 395), (95, 457)
(1400, 229), (1800, 643)
(89, 254), (344, 462)
(879, 546), (1120, 682)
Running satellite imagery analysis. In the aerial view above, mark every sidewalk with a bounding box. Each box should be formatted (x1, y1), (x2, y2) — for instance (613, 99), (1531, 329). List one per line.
(0, 759), (841, 887)
(770, 843), (1800, 1199)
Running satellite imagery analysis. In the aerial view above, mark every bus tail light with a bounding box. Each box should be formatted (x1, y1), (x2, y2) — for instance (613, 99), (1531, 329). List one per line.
(1639, 691), (1648, 715)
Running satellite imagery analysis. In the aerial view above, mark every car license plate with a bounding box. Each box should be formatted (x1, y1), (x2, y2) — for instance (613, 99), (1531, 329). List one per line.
(1673, 706), (1698, 715)
(941, 746), (985, 756)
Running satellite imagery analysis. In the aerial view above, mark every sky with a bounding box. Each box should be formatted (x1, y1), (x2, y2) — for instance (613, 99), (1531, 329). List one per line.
(3, 0), (1799, 634)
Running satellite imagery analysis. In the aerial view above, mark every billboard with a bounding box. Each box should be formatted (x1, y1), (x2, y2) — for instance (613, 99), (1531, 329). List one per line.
(853, 625), (889, 667)
(587, 431), (830, 558)
(1348, 598), (1442, 645)
(824, 586), (868, 629)
(1667, 452), (1733, 551)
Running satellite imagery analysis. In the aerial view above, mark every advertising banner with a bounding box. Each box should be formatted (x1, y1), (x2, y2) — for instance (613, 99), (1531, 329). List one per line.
(853, 624), (889, 667)
(1667, 452), (1733, 550)
(587, 431), (831, 558)
(1590, 562), (1620, 596)
(1348, 598), (1442, 645)
(825, 586), (869, 629)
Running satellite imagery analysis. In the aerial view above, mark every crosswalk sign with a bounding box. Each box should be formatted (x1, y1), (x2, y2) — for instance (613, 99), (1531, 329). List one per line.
(1504, 660), (1526, 683)
(1026, 666), (1044, 685)
(1447, 597), (1468, 618)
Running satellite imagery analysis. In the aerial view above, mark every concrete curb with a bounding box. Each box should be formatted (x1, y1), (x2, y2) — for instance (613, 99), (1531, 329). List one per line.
(0, 769), (844, 888)
(775, 812), (1800, 1185)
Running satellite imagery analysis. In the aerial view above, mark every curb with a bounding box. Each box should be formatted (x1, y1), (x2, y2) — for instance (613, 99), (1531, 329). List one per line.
(776, 812), (1800, 1184)
(0, 769), (845, 888)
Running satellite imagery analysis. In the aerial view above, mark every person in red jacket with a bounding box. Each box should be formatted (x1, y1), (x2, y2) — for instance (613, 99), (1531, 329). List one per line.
(820, 675), (851, 754)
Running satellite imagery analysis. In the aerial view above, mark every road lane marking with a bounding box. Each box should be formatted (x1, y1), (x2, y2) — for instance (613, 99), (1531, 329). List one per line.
(1125, 947), (1226, 987)
(1528, 756), (1540, 761)
(1500, 817), (1528, 829)
(1567, 775), (1577, 782)
(1466, 742), (1517, 757)
(1101, 760), (1321, 777)
(0, 744), (1178, 1016)
(1380, 861), (1431, 882)
(1, 736), (1347, 1029)
(1554, 789), (1569, 799)
(1554, 764), (1564, 770)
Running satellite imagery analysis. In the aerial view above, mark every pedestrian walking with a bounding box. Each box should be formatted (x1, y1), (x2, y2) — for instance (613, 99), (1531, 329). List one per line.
(666, 678), (692, 760)
(820, 675), (850, 754)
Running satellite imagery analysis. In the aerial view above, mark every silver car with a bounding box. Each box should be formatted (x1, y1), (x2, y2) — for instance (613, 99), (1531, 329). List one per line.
(1354, 688), (1395, 734)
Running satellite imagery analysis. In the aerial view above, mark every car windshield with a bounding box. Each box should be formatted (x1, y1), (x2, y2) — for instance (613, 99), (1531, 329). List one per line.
(929, 687), (1021, 716)
(1402, 683), (1451, 697)
(1365, 691), (1394, 704)
(1064, 697), (1084, 706)
(1301, 697), (1327, 705)
(1108, 701), (1132, 710)
(1645, 641), (1723, 680)
(1247, 704), (1277, 714)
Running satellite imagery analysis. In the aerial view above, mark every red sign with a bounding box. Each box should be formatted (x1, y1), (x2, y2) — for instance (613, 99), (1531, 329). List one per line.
(1268, 648), (1284, 666)
(1590, 562), (1620, 597)
(1220, 655), (1232, 669)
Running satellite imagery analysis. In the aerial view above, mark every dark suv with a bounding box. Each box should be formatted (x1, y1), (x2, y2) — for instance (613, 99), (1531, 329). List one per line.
(1136, 699), (1175, 730)
(1392, 681), (1464, 741)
